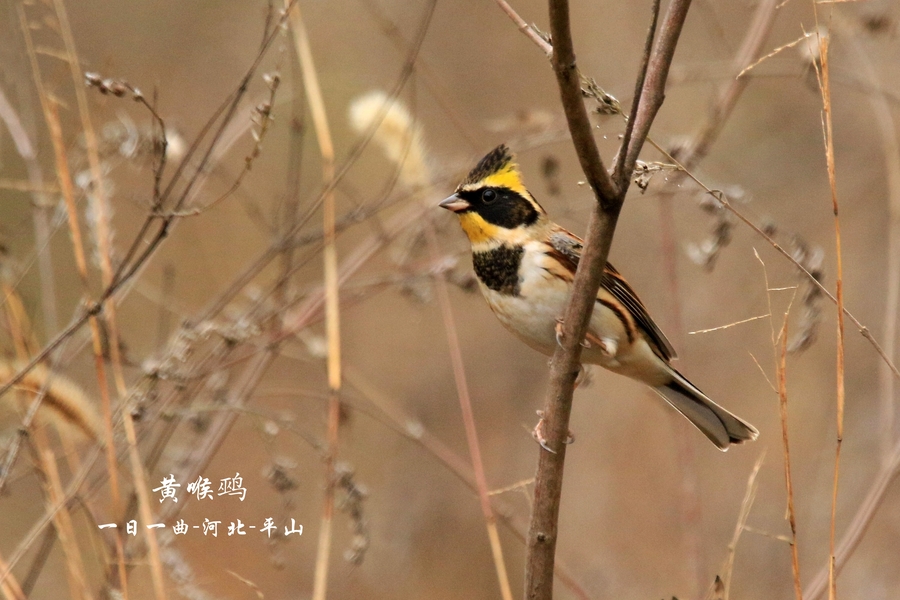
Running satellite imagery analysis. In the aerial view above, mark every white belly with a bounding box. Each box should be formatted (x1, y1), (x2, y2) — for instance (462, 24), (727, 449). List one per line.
(477, 244), (669, 386)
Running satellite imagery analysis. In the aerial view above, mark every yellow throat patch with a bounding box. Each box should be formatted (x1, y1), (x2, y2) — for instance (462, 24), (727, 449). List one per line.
(457, 211), (502, 245)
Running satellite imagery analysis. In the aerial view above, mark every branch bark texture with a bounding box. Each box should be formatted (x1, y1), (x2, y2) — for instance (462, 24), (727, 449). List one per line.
(524, 1), (693, 598)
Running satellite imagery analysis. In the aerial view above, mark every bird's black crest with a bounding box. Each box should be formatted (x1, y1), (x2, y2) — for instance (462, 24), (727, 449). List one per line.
(463, 144), (514, 185)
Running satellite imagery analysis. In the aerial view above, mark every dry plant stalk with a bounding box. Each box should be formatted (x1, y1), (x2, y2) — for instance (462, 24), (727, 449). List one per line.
(778, 316), (803, 600)
(1, 7), (306, 598)
(801, 14), (900, 597)
(718, 452), (765, 600)
(756, 249), (804, 600)
(0, 362), (102, 444)
(812, 30), (846, 600)
(3, 282), (92, 600)
(287, 5), (343, 599)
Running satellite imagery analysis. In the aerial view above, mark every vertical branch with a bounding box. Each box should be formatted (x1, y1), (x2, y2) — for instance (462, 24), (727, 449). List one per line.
(525, 1), (692, 598)
(813, 30), (845, 600)
(288, 6), (341, 599)
(425, 225), (514, 600)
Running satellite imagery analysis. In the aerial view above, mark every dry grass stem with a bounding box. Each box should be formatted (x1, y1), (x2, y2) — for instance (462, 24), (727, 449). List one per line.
(489, 478), (535, 496)
(719, 451), (765, 600)
(288, 5), (342, 598)
(757, 248), (803, 599)
(645, 139), (900, 384)
(804, 438), (900, 598)
(494, 0), (553, 57)
(688, 313), (770, 335)
(811, 29), (846, 600)
(736, 32), (815, 79)
(225, 570), (265, 599)
(778, 315), (803, 600)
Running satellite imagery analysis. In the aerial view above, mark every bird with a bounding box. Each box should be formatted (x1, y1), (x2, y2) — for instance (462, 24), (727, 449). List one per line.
(439, 144), (758, 451)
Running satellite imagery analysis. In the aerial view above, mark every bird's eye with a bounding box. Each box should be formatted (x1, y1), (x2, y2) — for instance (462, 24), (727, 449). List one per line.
(482, 189), (497, 203)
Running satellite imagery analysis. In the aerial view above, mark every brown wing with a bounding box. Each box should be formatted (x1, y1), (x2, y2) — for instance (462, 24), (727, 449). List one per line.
(547, 230), (678, 361)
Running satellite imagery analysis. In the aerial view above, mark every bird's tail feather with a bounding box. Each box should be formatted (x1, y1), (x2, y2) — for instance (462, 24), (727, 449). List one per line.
(654, 370), (758, 451)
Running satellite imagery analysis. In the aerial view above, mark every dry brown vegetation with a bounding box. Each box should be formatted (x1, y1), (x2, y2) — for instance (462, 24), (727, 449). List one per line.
(0, 0), (899, 599)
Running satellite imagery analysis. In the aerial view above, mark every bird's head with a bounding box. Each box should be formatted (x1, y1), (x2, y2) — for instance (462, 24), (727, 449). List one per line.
(440, 144), (547, 247)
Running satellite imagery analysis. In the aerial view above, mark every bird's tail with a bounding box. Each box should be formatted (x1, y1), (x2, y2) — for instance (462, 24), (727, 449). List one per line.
(654, 370), (758, 451)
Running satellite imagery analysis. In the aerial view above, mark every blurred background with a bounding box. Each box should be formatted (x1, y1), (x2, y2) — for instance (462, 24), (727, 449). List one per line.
(1, 0), (899, 598)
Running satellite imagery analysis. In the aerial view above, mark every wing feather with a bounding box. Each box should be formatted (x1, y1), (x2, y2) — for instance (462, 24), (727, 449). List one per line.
(547, 229), (677, 361)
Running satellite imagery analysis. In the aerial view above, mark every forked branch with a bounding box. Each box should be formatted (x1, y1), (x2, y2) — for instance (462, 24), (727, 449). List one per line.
(524, 1), (693, 598)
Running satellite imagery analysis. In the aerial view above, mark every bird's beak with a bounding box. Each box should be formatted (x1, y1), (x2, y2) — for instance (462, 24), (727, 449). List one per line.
(439, 194), (470, 213)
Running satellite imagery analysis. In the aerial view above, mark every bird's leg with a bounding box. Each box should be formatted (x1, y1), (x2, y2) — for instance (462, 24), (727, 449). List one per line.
(532, 410), (575, 453)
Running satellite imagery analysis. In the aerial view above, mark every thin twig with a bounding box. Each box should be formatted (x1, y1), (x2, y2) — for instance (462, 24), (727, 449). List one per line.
(616, 0), (693, 188)
(0, 448), (103, 586)
(644, 139), (900, 384)
(688, 314), (770, 335)
(39, 448), (91, 600)
(648, 2), (777, 591)
(0, 85), (58, 335)
(615, 0), (661, 188)
(493, 0), (553, 57)
(426, 224), (514, 600)
(0, 551), (25, 600)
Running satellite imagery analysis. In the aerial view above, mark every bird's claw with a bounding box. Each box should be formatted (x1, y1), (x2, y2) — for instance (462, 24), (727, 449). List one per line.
(532, 410), (575, 453)
(554, 318), (593, 350)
